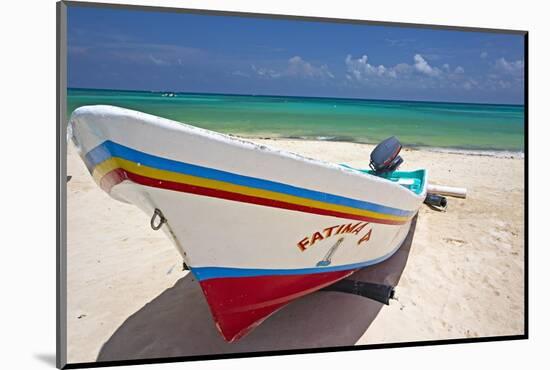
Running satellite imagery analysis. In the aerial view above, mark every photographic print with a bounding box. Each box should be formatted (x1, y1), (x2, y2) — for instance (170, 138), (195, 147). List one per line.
(58, 1), (526, 367)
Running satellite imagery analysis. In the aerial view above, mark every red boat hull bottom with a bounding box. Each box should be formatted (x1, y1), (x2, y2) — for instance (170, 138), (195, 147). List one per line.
(199, 269), (357, 342)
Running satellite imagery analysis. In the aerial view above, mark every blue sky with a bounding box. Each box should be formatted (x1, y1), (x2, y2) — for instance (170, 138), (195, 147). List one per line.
(67, 5), (525, 104)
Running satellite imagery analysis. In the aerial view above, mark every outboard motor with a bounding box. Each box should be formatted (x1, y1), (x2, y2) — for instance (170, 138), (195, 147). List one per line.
(370, 136), (404, 174)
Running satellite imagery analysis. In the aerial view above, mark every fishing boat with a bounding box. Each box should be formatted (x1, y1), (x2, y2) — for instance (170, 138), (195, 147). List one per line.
(68, 105), (430, 342)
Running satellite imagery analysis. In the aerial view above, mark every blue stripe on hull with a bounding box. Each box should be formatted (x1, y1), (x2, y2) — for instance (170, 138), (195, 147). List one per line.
(191, 240), (405, 281)
(84, 140), (415, 217)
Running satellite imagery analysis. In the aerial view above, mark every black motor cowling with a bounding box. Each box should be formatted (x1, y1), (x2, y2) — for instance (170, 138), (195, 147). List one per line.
(370, 136), (403, 174)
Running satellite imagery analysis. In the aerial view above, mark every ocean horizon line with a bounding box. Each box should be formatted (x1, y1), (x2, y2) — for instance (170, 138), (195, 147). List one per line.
(67, 86), (525, 108)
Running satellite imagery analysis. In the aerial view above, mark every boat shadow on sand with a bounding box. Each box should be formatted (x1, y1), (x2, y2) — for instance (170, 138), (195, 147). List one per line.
(97, 216), (418, 362)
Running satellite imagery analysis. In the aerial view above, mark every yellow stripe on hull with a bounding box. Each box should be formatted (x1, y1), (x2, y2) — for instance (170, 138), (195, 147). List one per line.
(92, 157), (410, 223)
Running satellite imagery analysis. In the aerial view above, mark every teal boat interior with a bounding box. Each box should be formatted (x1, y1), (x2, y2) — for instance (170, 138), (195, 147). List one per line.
(340, 164), (426, 196)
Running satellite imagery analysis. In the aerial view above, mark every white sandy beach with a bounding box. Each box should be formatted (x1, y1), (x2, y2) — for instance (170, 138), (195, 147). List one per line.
(66, 139), (524, 364)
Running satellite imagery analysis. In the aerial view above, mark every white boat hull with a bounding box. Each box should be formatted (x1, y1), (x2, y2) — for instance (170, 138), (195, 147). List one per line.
(68, 105), (427, 341)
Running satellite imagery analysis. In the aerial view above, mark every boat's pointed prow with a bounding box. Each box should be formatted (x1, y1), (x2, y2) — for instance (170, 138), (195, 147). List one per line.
(198, 269), (357, 341)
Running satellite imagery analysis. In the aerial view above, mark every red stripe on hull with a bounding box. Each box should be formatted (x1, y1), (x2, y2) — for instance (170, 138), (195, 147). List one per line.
(100, 168), (127, 193)
(99, 168), (407, 225)
(199, 269), (357, 342)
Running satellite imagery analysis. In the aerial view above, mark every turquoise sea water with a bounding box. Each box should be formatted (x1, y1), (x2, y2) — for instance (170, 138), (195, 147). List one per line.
(67, 88), (525, 152)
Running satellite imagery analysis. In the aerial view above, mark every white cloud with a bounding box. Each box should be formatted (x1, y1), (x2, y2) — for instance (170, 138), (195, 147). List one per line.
(287, 56), (334, 79)
(461, 79), (478, 91)
(251, 64), (281, 78)
(495, 58), (524, 74)
(344, 52), (521, 93)
(232, 70), (250, 78)
(413, 54), (441, 77)
(393, 63), (412, 74)
(345, 53), (466, 86)
(345, 54), (396, 81)
(344, 52), (489, 93)
(252, 56), (334, 79)
(148, 54), (169, 66)
(475, 58), (525, 91)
